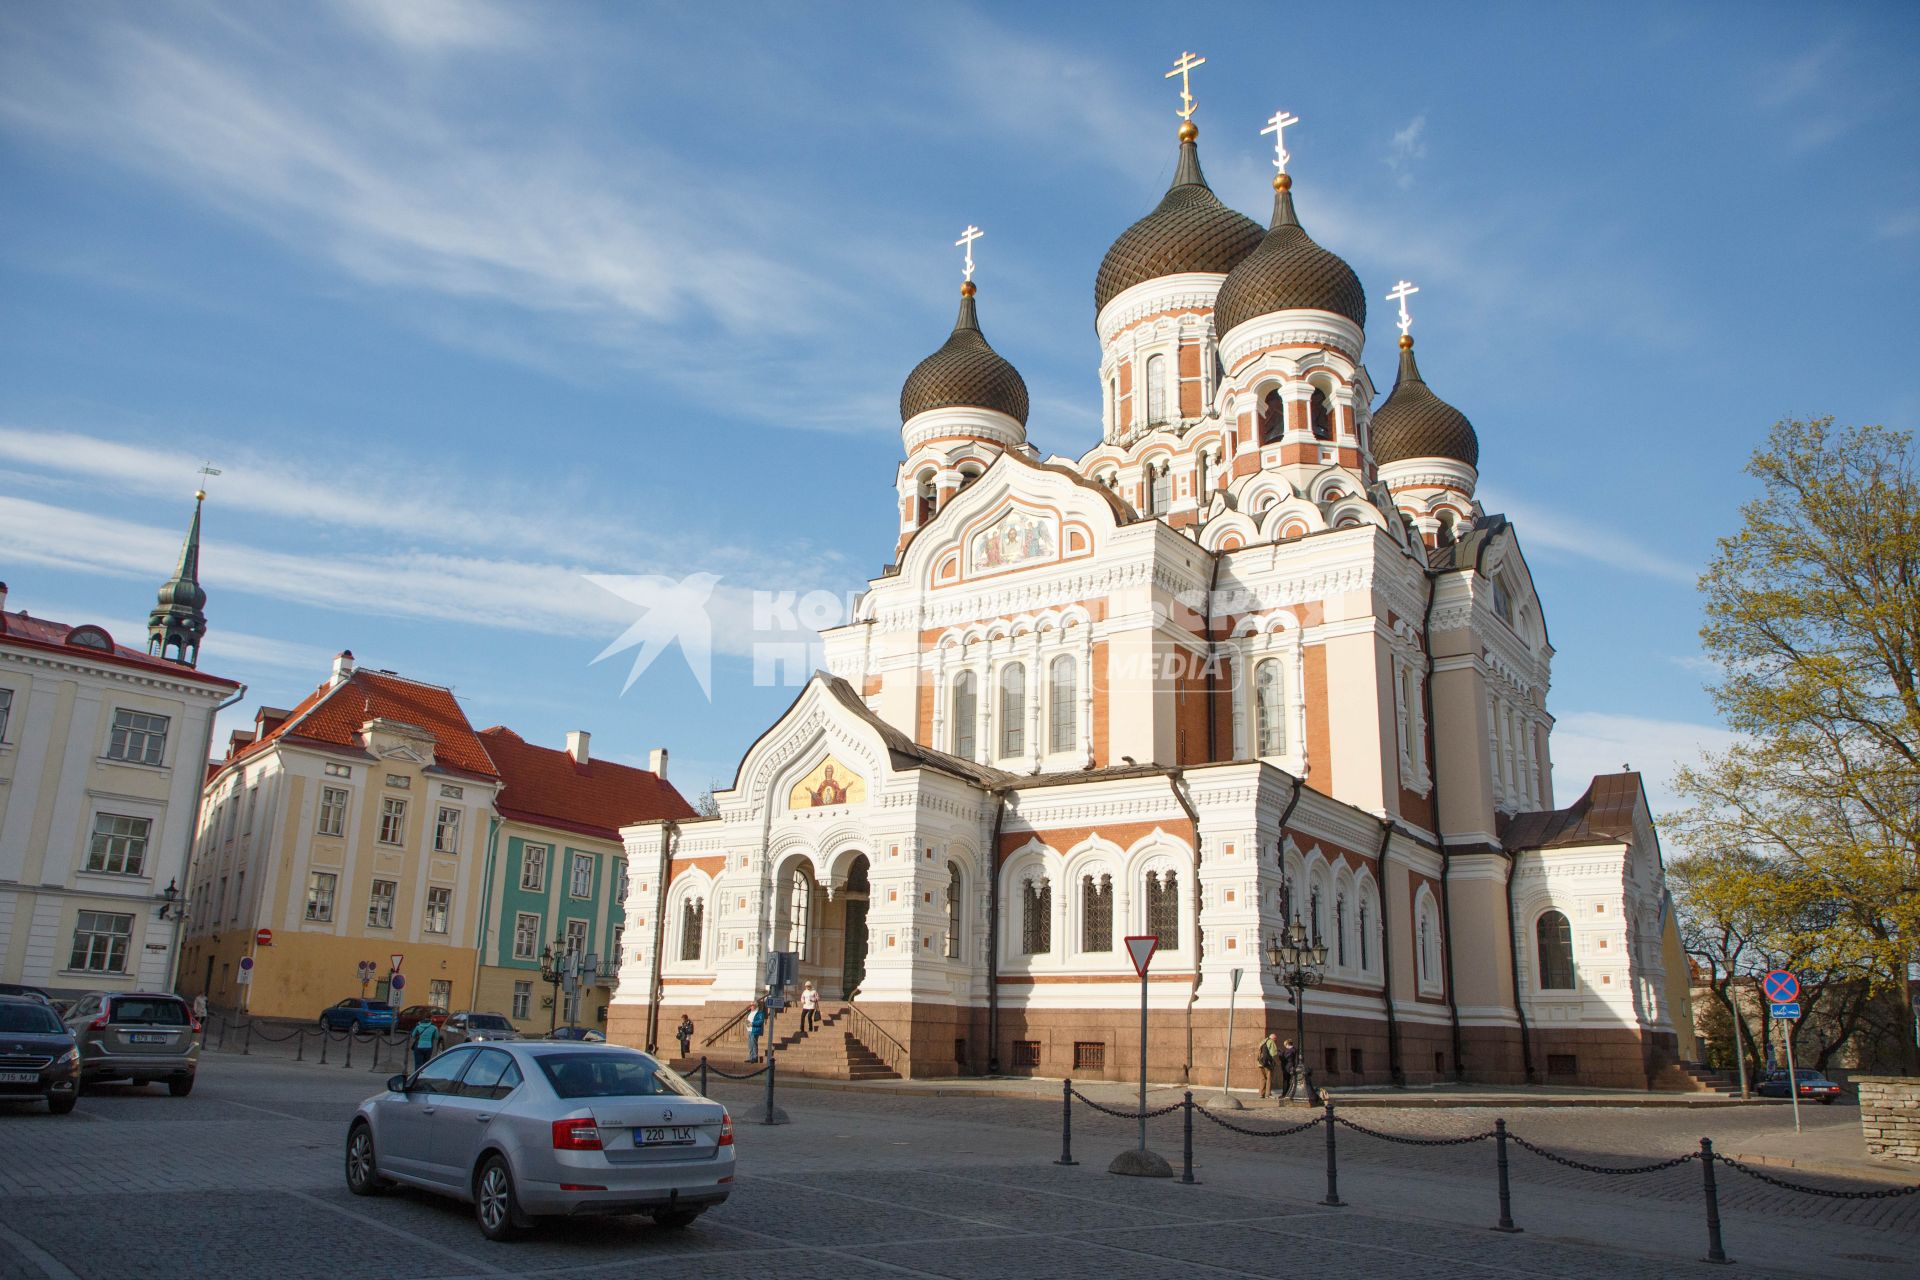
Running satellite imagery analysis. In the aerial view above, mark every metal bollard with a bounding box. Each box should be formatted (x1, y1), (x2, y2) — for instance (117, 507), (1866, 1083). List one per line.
(319, 1030), (329, 1064)
(369, 1034), (381, 1071)
(1492, 1118), (1520, 1232)
(699, 1057), (709, 1097)
(763, 1053), (776, 1124)
(1321, 1101), (1343, 1207)
(216, 1017), (226, 1051)
(343, 1032), (354, 1069)
(296, 1028), (305, 1062)
(1055, 1077), (1078, 1166)
(1180, 1091), (1196, 1184)
(243, 1020), (253, 1056)
(1699, 1137), (1729, 1264)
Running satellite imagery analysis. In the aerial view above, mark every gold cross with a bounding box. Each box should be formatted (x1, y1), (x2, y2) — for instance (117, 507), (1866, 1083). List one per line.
(1165, 51), (1206, 121)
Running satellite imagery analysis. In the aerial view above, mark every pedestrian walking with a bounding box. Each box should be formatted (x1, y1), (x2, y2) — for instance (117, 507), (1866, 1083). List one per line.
(676, 1014), (694, 1059)
(1279, 1038), (1299, 1100)
(800, 980), (820, 1033)
(746, 1001), (766, 1063)
(409, 1015), (440, 1072)
(1256, 1031), (1280, 1098)
(191, 993), (208, 1025)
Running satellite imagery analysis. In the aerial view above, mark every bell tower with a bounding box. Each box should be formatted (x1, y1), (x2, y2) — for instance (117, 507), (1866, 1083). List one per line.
(148, 489), (209, 667)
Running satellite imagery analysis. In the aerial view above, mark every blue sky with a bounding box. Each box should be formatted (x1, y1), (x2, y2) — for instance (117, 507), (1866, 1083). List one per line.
(2, 1), (1916, 812)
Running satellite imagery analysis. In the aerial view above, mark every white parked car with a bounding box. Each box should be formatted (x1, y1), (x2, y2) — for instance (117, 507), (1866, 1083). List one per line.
(438, 1011), (520, 1047)
(346, 1042), (733, 1240)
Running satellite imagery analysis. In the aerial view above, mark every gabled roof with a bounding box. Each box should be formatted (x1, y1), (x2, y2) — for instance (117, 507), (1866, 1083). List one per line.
(817, 675), (1012, 787)
(226, 668), (497, 779)
(0, 607), (239, 689)
(478, 726), (695, 842)
(1503, 772), (1644, 851)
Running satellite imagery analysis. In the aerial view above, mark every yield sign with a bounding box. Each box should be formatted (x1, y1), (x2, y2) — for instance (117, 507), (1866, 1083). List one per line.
(1124, 935), (1159, 977)
(390, 953), (405, 972)
(1763, 970), (1798, 1004)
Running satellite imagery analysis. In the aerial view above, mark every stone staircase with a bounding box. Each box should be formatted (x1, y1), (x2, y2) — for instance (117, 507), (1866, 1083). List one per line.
(1679, 1060), (1743, 1094)
(678, 1003), (899, 1081)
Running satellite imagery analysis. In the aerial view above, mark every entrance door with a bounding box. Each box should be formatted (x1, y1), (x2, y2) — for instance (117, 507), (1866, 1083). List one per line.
(841, 899), (868, 999)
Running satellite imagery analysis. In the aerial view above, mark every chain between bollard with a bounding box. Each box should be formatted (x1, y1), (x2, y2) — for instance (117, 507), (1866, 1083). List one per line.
(1322, 1101), (1343, 1206)
(1055, 1077), (1078, 1166)
(1492, 1118), (1520, 1233)
(1066, 1087), (1184, 1120)
(1699, 1137), (1728, 1265)
(1713, 1153), (1920, 1200)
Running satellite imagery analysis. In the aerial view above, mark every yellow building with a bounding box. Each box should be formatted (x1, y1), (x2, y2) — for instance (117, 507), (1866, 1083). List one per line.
(179, 652), (501, 1019)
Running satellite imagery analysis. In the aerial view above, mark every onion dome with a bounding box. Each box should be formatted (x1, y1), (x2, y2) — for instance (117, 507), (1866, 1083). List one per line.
(1213, 175), (1366, 338)
(1094, 122), (1263, 315)
(147, 489), (208, 666)
(899, 282), (1029, 426)
(1370, 336), (1479, 467)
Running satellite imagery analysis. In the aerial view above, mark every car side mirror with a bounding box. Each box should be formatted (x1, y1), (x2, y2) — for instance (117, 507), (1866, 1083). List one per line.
(386, 1074), (408, 1093)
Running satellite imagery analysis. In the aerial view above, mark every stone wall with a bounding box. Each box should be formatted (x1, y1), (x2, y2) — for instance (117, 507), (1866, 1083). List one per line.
(1856, 1076), (1920, 1165)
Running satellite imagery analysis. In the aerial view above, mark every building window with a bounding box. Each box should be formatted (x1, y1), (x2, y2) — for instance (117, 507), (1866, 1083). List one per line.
(107, 709), (169, 765)
(610, 925), (624, 973)
(368, 879), (396, 929)
(1012, 1039), (1042, 1069)
(946, 861), (963, 960)
(324, 762), (351, 778)
(999, 663), (1026, 758)
(1196, 451), (1210, 499)
(569, 852), (594, 899)
(1108, 375), (1119, 432)
(69, 911), (132, 972)
(1082, 873), (1113, 952)
(513, 912), (540, 960)
(521, 845), (547, 892)
(1145, 870), (1179, 949)
(244, 785), (257, 833)
(424, 887), (450, 934)
(564, 918), (588, 956)
(318, 786), (349, 837)
(428, 979), (450, 1011)
(1021, 876), (1051, 955)
(1416, 895), (1442, 992)
(951, 670), (977, 758)
(1310, 886), (1323, 946)
(1335, 894), (1348, 967)
(434, 806), (461, 854)
(216, 876), (227, 922)
(1145, 353), (1167, 424)
(305, 872), (337, 922)
(787, 869), (812, 960)
(378, 797), (407, 845)
(916, 471), (937, 526)
(1150, 463), (1171, 512)
(613, 861), (629, 902)
(1255, 659), (1286, 755)
(1358, 899), (1371, 970)
(0, 687), (12, 740)
(1048, 655), (1076, 754)
(233, 869), (244, 921)
(87, 813), (151, 876)
(512, 981), (531, 1020)
(680, 898), (704, 961)
(1537, 910), (1576, 989)
(1074, 1041), (1106, 1071)
(1309, 386), (1332, 439)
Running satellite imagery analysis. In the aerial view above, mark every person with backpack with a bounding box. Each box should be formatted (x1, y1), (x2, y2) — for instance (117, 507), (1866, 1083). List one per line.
(1256, 1032), (1281, 1099)
(676, 1014), (694, 1059)
(409, 1015), (440, 1072)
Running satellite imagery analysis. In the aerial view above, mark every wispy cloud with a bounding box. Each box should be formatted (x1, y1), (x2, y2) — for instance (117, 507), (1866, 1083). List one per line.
(1877, 210), (1920, 240)
(1550, 710), (1739, 817)
(337, 0), (527, 52)
(1477, 486), (1697, 585)
(1384, 115), (1427, 188)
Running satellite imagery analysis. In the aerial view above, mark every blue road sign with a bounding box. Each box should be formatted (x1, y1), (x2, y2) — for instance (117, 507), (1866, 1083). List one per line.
(390, 973), (406, 991)
(238, 955), (253, 972)
(1770, 1002), (1800, 1019)
(1762, 970), (1798, 1004)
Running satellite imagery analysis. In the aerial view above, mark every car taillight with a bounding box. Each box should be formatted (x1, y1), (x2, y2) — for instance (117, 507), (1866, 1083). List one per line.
(551, 1118), (602, 1150)
(718, 1111), (733, 1147)
(90, 1013), (110, 1031)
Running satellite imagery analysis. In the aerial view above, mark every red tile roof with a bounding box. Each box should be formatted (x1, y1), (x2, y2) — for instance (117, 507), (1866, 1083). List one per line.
(479, 726), (695, 842)
(0, 609), (240, 689)
(227, 668), (497, 779)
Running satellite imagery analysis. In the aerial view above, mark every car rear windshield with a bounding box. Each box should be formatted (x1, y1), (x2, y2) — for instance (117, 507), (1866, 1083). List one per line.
(537, 1052), (697, 1099)
(0, 1004), (63, 1034)
(110, 997), (190, 1026)
(363, 1001), (394, 1011)
(466, 1014), (512, 1030)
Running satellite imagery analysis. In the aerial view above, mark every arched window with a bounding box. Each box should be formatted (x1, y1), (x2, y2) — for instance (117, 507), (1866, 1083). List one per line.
(1335, 893), (1348, 967)
(916, 471), (937, 526)
(1309, 884), (1323, 945)
(1416, 894), (1442, 992)
(1109, 375), (1120, 432)
(679, 897), (704, 961)
(1145, 354), (1167, 423)
(1417, 914), (1431, 985)
(999, 663), (1026, 758)
(1309, 386), (1333, 440)
(1048, 655), (1076, 754)
(945, 861), (963, 959)
(1021, 876), (1051, 955)
(1195, 451), (1210, 500)
(787, 871), (812, 961)
(1358, 897), (1371, 970)
(1082, 873), (1112, 952)
(1146, 869), (1179, 948)
(1150, 463), (1171, 512)
(1261, 388), (1285, 442)
(1255, 659), (1286, 755)
(951, 670), (977, 758)
(1536, 910), (1575, 989)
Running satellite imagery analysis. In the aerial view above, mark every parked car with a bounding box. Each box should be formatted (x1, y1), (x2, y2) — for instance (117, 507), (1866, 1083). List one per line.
(0, 982), (54, 1005)
(547, 1027), (605, 1042)
(393, 1005), (449, 1037)
(0, 994), (81, 1114)
(62, 991), (199, 1095)
(439, 1011), (521, 1048)
(320, 999), (398, 1033)
(1756, 1068), (1844, 1104)
(345, 1043), (732, 1239)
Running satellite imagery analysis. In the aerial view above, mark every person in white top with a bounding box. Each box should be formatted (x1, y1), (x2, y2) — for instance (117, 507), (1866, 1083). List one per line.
(800, 980), (820, 1033)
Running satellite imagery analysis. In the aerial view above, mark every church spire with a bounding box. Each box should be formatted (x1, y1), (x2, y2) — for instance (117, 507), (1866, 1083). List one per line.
(148, 489), (209, 667)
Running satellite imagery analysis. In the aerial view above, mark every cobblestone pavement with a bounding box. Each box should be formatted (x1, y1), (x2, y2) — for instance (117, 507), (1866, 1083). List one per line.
(0, 1047), (1913, 1280)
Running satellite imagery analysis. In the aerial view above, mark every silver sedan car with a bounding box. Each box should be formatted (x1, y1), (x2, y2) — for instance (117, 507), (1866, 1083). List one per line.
(345, 1042), (732, 1240)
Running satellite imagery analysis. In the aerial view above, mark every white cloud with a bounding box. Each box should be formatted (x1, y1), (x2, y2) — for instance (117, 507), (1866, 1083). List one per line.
(338, 0), (526, 52)
(1384, 115), (1427, 188)
(1877, 210), (1920, 240)
(1550, 710), (1739, 818)
(1478, 486), (1697, 585)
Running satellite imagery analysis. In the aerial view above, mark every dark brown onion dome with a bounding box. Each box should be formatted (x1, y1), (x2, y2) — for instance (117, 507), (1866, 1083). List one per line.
(1370, 337), (1479, 468)
(899, 282), (1029, 425)
(1094, 124), (1264, 315)
(1213, 176), (1366, 338)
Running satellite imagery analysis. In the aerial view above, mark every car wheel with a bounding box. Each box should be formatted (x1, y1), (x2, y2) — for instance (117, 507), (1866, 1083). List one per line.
(168, 1074), (194, 1097)
(651, 1208), (702, 1230)
(48, 1094), (77, 1116)
(475, 1156), (526, 1241)
(345, 1122), (389, 1195)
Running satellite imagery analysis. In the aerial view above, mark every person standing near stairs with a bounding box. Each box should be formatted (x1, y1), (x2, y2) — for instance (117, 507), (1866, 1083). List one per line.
(800, 980), (820, 1034)
(746, 1001), (766, 1063)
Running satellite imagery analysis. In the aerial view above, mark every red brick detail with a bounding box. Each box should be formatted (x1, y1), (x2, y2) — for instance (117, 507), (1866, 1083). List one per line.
(1303, 643), (1332, 792)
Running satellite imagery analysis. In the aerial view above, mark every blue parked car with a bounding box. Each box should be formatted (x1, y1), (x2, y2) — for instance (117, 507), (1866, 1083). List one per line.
(318, 999), (396, 1033)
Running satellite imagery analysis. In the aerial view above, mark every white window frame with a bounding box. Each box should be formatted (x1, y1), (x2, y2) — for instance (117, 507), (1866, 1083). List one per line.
(513, 912), (540, 960)
(521, 845), (548, 892)
(305, 871), (337, 923)
(69, 911), (133, 973)
(378, 797), (407, 846)
(318, 785), (349, 837)
(87, 813), (151, 876)
(367, 879), (396, 929)
(0, 687), (13, 741)
(511, 981), (531, 1019)
(564, 917), (588, 955)
(434, 805), (461, 855)
(568, 852), (594, 900)
(107, 708), (169, 765)
(424, 886), (451, 934)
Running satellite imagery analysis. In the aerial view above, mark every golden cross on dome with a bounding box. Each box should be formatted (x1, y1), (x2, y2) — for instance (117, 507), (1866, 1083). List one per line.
(1261, 108), (1301, 173)
(1164, 51), (1206, 121)
(1386, 280), (1420, 336)
(955, 224), (983, 283)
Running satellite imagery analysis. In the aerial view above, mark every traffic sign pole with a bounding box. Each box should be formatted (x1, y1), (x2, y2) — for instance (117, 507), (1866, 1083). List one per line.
(1783, 1016), (1801, 1134)
(1123, 936), (1159, 1153)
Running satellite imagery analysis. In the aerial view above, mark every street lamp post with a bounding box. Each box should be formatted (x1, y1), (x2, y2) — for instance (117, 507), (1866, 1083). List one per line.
(1266, 914), (1329, 1105)
(538, 941), (565, 1036)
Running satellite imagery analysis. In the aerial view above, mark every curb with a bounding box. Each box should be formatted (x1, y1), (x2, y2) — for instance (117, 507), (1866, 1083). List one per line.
(1720, 1149), (1920, 1186)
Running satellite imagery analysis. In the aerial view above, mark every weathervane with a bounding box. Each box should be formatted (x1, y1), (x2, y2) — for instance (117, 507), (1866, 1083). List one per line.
(955, 224), (983, 284)
(195, 461), (221, 501)
(1261, 109), (1301, 174)
(1164, 51), (1206, 121)
(1386, 280), (1419, 337)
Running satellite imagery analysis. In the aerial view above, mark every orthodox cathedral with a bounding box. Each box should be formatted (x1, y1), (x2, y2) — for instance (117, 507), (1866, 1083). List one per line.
(610, 70), (1694, 1091)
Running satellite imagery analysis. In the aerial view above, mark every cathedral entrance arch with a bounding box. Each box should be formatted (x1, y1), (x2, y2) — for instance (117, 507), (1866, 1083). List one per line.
(838, 854), (871, 999)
